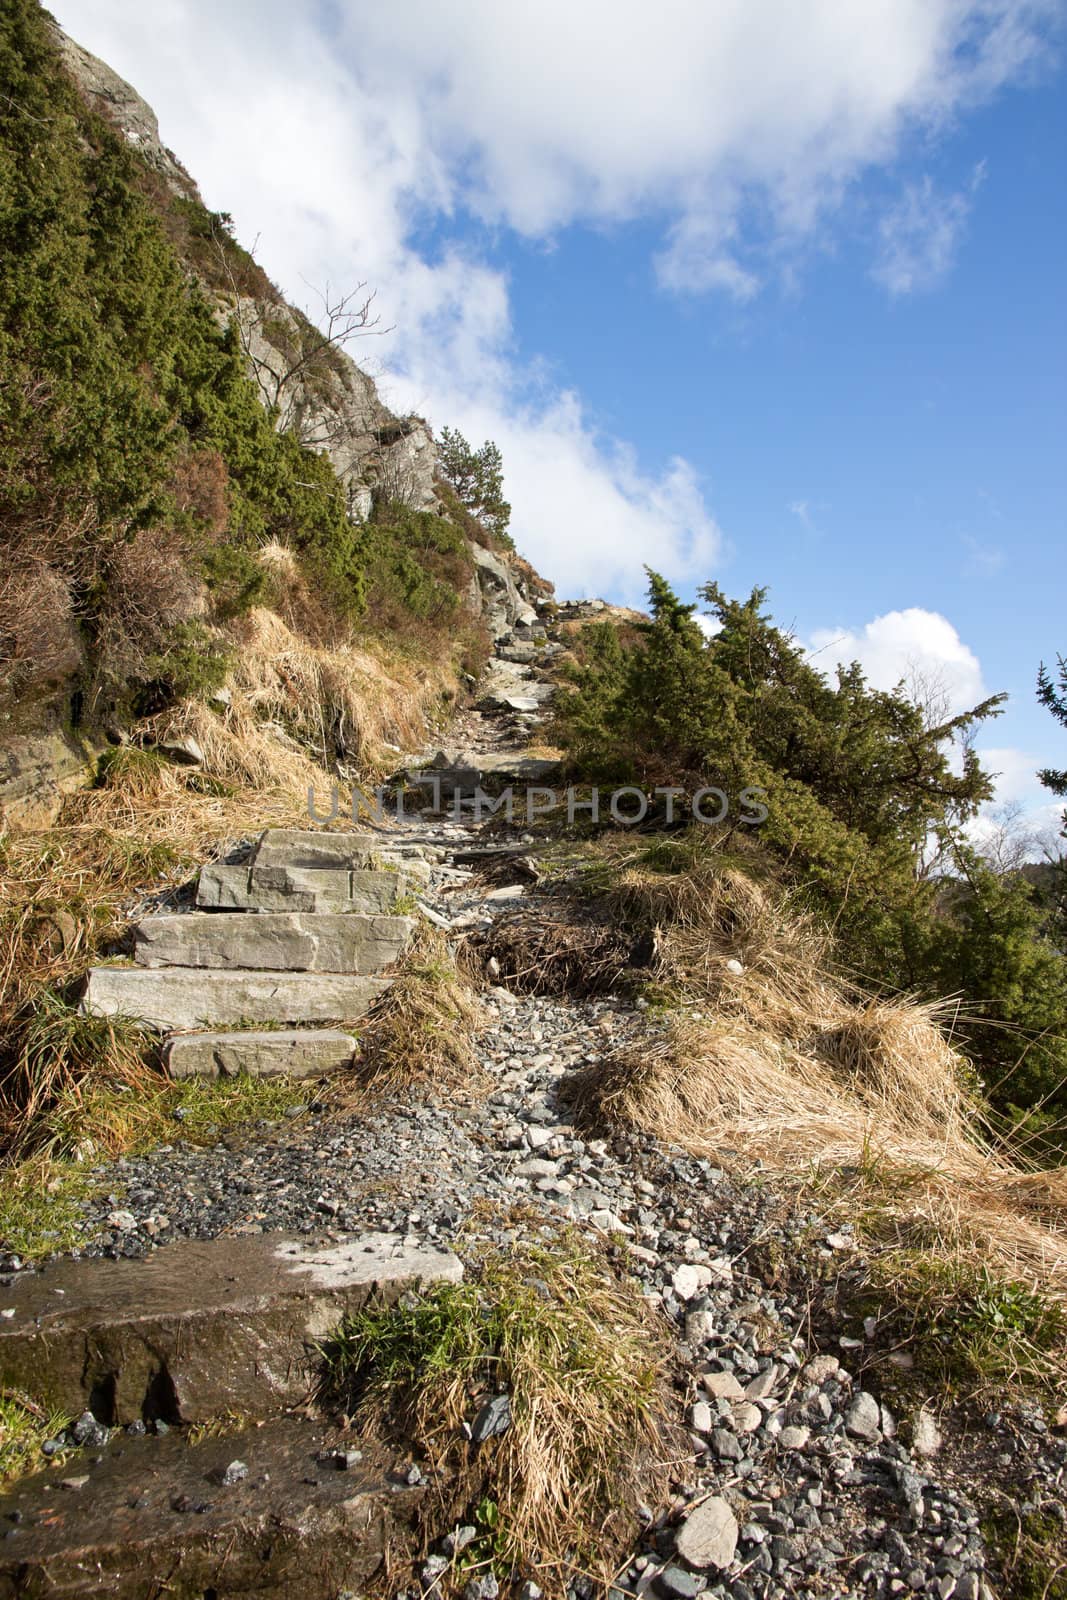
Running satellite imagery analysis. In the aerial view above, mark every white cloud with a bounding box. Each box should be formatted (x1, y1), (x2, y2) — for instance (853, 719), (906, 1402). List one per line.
(975, 745), (1046, 802)
(872, 166), (986, 296)
(51, 0), (1057, 595)
(806, 607), (986, 714)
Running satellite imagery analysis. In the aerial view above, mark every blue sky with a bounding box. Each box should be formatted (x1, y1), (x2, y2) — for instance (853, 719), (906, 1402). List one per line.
(55, 0), (1067, 844)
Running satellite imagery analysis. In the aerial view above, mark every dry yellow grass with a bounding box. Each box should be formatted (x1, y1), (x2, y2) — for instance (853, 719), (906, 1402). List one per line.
(145, 603), (454, 792)
(350, 926), (487, 1100)
(322, 1229), (675, 1594)
(565, 838), (1067, 1306)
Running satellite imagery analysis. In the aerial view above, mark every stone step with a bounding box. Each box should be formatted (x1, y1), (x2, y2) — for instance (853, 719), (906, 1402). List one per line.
(252, 827), (435, 870)
(0, 1417), (421, 1599)
(162, 1028), (356, 1080)
(132, 911), (414, 973)
(197, 861), (406, 913)
(82, 968), (389, 1030)
(0, 1231), (462, 1424)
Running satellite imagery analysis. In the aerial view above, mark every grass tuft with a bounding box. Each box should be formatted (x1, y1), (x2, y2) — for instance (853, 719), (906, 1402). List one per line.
(319, 1233), (673, 1592)
(351, 927), (485, 1099)
(0, 1392), (71, 1490)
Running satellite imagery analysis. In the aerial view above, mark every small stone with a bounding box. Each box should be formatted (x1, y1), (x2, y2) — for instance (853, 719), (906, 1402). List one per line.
(444, 1525), (478, 1555)
(657, 1567), (704, 1598)
(219, 1460), (248, 1486)
(702, 1372), (745, 1401)
(710, 1428), (742, 1461)
(803, 1354), (842, 1384)
(105, 1210), (137, 1232)
(724, 959), (744, 976)
(845, 1391), (882, 1441)
(59, 1475), (89, 1491)
(911, 1407), (941, 1458)
(70, 1411), (108, 1448)
(744, 1365), (779, 1401)
(685, 1310), (715, 1344)
(778, 1426), (810, 1451)
(675, 1495), (739, 1570)
(689, 1401), (713, 1435)
(731, 1402), (762, 1434)
(471, 1393), (511, 1442)
(673, 1264), (709, 1301)
(515, 1158), (557, 1179)
(464, 1576), (499, 1600)
(825, 1232), (854, 1250)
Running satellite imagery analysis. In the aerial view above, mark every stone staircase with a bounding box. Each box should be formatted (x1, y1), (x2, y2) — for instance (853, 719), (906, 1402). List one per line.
(81, 827), (423, 1079)
(0, 1231), (462, 1596)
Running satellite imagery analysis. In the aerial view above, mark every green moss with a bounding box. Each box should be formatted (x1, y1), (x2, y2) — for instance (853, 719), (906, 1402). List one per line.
(982, 1508), (1067, 1600)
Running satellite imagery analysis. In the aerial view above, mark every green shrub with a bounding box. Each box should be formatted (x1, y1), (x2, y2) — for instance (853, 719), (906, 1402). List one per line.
(552, 572), (1067, 1136)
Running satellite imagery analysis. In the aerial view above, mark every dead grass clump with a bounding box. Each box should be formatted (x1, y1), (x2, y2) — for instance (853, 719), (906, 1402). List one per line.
(320, 1233), (673, 1594)
(816, 999), (973, 1134)
(606, 843), (849, 1038)
(352, 928), (485, 1099)
(0, 562), (83, 701)
(569, 1014), (1067, 1301)
(225, 604), (451, 770)
(471, 910), (647, 997)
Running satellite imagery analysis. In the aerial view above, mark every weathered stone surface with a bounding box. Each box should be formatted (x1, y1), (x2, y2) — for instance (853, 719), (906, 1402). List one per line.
(163, 1028), (356, 1080)
(0, 1232), (463, 1423)
(196, 862), (404, 913)
(52, 25), (201, 201)
(674, 1494), (739, 1569)
(468, 542), (536, 640)
(82, 968), (389, 1030)
(403, 749), (562, 801)
(0, 730), (97, 830)
(252, 827), (398, 870)
(0, 1417), (421, 1599)
(132, 911), (413, 973)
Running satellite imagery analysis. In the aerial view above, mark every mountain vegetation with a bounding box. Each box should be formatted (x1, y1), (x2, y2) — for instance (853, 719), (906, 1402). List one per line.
(0, 0), (495, 744)
(552, 575), (1067, 1148)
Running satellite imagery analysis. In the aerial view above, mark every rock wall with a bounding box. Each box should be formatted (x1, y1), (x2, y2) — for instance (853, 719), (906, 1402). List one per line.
(53, 25), (438, 518)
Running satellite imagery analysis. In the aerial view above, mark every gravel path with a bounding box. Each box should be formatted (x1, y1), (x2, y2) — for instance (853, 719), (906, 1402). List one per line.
(6, 644), (1064, 1599)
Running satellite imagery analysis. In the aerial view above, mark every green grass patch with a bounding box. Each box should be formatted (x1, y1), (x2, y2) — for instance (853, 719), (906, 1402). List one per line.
(0, 1156), (97, 1262)
(0, 1393), (71, 1491)
(152, 1073), (312, 1145)
(854, 1253), (1064, 1398)
(982, 1507), (1067, 1600)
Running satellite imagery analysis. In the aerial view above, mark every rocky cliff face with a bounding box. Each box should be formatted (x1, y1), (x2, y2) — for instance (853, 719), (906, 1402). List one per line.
(0, 25), (550, 828)
(53, 23), (438, 522)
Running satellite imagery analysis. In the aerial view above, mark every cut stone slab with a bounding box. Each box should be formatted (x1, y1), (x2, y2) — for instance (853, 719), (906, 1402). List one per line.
(0, 1417), (421, 1599)
(132, 911), (413, 973)
(197, 861), (405, 913)
(82, 968), (389, 1030)
(163, 1028), (356, 1080)
(252, 828), (410, 870)
(0, 1231), (463, 1424)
